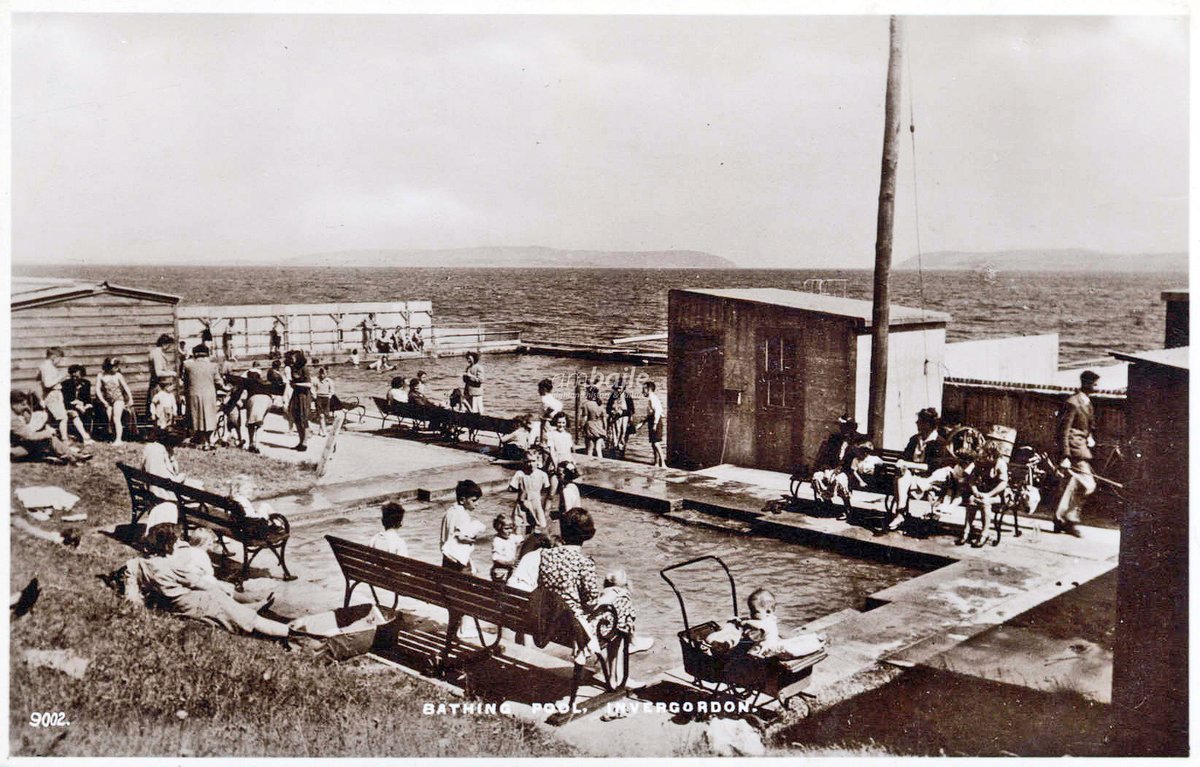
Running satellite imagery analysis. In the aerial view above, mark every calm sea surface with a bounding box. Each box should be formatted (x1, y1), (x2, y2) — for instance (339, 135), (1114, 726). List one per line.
(16, 265), (1184, 368)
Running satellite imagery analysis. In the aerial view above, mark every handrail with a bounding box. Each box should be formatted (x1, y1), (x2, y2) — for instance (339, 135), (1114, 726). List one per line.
(660, 555), (737, 635)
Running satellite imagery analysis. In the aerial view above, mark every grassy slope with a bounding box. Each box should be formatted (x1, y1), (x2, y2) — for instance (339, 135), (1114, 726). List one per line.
(9, 442), (571, 758)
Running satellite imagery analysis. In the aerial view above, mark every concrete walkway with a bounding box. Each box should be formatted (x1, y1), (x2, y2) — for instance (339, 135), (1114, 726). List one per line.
(240, 429), (1118, 756)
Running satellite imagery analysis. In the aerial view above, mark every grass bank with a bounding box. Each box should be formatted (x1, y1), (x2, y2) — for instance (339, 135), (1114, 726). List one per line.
(9, 441), (572, 758)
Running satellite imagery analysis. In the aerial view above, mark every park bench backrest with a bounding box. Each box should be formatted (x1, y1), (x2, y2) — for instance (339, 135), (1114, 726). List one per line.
(326, 535), (541, 635)
(371, 397), (516, 438)
(171, 483), (247, 532)
(117, 462), (171, 519)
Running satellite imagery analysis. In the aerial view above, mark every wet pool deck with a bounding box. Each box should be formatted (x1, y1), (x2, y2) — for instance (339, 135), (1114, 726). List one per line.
(245, 427), (1118, 755)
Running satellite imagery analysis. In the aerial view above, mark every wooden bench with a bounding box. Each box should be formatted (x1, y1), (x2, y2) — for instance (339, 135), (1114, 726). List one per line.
(371, 397), (516, 443)
(326, 535), (630, 713)
(117, 461), (296, 589)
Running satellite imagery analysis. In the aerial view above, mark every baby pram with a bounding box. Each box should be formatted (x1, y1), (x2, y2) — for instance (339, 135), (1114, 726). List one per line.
(660, 556), (827, 717)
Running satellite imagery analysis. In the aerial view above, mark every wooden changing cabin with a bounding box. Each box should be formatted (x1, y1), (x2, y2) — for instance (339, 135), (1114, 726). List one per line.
(667, 288), (948, 474)
(11, 278), (180, 413)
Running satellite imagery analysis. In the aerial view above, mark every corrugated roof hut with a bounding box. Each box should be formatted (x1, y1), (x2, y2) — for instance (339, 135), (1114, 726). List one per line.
(11, 278), (180, 414)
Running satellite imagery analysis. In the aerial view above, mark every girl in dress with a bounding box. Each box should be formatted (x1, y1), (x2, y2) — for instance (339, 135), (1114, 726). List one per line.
(96, 357), (134, 444)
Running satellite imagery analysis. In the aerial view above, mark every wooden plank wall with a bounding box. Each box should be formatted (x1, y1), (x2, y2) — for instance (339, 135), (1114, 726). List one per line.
(942, 381), (1126, 454)
(12, 293), (178, 411)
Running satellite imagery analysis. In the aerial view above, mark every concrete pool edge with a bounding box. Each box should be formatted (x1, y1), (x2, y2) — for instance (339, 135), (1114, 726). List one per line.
(255, 444), (1119, 752)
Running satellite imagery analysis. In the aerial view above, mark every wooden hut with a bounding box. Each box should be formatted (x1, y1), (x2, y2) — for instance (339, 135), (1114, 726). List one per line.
(1111, 346), (1188, 756)
(667, 288), (948, 473)
(11, 278), (180, 414)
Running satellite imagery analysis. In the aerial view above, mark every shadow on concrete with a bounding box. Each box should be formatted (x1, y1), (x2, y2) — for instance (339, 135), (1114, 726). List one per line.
(775, 666), (1114, 757)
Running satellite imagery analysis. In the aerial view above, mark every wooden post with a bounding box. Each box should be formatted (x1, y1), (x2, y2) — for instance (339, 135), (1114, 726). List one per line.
(573, 373), (582, 446)
(317, 410), (346, 478)
(868, 15), (904, 449)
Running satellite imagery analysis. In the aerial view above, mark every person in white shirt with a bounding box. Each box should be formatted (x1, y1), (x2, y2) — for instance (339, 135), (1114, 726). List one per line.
(543, 413), (575, 498)
(643, 381), (665, 467)
(440, 480), (484, 637)
(38, 347), (70, 442)
(369, 502), (408, 557)
(537, 378), (564, 443)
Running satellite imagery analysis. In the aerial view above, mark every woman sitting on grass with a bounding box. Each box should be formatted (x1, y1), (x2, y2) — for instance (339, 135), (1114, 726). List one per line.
(122, 523), (300, 645)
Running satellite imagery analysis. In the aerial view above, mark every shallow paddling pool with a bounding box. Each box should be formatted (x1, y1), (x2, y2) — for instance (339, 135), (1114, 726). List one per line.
(290, 494), (924, 677)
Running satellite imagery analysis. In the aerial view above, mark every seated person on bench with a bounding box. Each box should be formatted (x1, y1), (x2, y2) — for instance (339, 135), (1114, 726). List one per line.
(886, 407), (950, 531)
(537, 508), (653, 662)
(957, 440), (1009, 547)
(810, 416), (865, 508)
(814, 439), (881, 515)
(386, 376), (408, 406)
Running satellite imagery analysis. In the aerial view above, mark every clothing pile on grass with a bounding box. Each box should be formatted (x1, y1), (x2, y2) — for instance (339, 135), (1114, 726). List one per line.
(15, 486), (86, 523)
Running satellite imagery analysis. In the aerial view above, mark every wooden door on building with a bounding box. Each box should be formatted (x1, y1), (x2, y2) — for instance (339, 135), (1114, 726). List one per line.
(755, 330), (805, 473)
(669, 332), (725, 469)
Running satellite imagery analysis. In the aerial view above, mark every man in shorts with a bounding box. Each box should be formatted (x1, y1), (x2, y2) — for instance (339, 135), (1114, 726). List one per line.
(643, 380), (665, 467)
(38, 347), (71, 442)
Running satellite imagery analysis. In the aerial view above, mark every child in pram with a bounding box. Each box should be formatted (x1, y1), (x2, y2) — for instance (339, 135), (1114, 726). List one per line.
(702, 588), (826, 660)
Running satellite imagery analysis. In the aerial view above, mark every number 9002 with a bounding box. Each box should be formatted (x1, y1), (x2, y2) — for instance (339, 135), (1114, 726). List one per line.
(29, 712), (69, 727)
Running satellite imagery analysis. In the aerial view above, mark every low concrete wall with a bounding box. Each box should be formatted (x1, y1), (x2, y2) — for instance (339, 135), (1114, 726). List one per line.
(944, 334), (1059, 383)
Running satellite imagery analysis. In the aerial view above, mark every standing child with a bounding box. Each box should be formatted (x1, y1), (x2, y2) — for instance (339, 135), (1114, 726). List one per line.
(440, 480), (484, 638)
(508, 450), (551, 533)
(581, 386), (607, 457)
(314, 367), (335, 437)
(543, 413), (575, 498)
(642, 381), (665, 467)
(489, 513), (523, 582)
(151, 380), (178, 430)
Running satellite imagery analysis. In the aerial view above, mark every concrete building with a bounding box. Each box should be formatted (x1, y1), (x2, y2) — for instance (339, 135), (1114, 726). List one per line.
(1162, 289), (1188, 349)
(11, 278), (180, 412)
(1110, 346), (1188, 756)
(666, 288), (948, 473)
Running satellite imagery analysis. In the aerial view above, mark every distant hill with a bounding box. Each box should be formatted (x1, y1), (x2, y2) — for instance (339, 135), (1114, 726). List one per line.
(896, 249), (1188, 273)
(291, 246), (736, 269)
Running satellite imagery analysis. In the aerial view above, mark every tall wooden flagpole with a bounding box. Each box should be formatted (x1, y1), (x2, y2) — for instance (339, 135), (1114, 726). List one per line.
(868, 16), (904, 449)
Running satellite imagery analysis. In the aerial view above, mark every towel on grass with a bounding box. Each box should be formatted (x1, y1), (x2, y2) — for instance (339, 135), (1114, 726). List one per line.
(16, 486), (80, 512)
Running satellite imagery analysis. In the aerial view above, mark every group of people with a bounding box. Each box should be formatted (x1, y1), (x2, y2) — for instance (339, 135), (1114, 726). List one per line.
(808, 369), (1102, 542)
(495, 376), (664, 467)
(151, 334), (341, 453)
(9, 347), (131, 463)
(358, 313), (425, 355)
(370, 479), (654, 663)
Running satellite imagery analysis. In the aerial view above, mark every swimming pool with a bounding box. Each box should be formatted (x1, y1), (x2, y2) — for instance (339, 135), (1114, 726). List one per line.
(297, 493), (924, 677)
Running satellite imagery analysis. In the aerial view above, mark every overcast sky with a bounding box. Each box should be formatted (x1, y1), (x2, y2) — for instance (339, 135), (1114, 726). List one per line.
(11, 11), (1189, 268)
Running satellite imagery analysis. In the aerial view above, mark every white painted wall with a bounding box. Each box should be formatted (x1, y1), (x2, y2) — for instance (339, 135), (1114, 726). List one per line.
(944, 334), (1059, 383)
(854, 326), (945, 450)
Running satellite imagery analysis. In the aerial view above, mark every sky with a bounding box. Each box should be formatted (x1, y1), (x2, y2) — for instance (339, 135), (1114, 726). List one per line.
(10, 9), (1190, 268)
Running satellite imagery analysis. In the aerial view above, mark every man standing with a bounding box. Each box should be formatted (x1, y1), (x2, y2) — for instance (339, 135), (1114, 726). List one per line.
(1054, 370), (1100, 537)
(643, 380), (665, 467)
(38, 347), (70, 442)
(462, 352), (484, 414)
